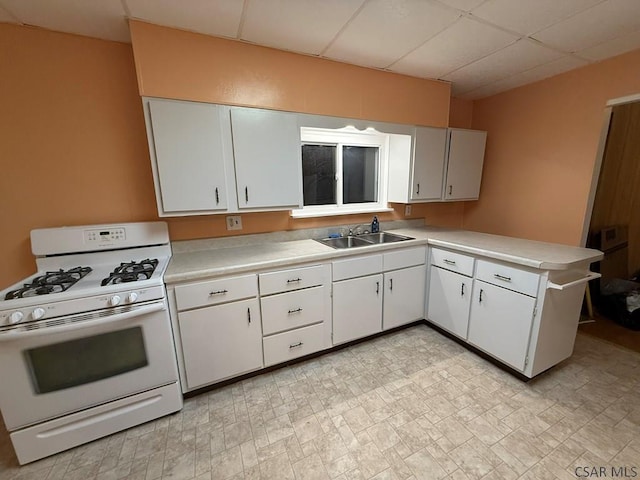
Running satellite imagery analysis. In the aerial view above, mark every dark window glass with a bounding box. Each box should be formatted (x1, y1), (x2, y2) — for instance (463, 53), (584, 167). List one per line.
(302, 144), (336, 206)
(25, 327), (148, 394)
(343, 146), (378, 204)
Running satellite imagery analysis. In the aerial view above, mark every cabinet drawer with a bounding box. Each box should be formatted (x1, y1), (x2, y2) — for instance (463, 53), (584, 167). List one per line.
(475, 260), (540, 297)
(263, 323), (326, 367)
(384, 246), (426, 271)
(175, 274), (257, 311)
(333, 254), (383, 281)
(261, 286), (325, 335)
(259, 265), (326, 296)
(430, 248), (475, 277)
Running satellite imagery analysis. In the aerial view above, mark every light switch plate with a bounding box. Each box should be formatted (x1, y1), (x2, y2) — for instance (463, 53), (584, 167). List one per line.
(226, 215), (242, 231)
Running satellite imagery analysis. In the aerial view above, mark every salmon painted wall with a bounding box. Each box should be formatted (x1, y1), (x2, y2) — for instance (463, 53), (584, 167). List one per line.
(465, 48), (640, 246)
(129, 21), (450, 126)
(449, 97), (473, 129)
(0, 24), (158, 289)
(129, 21), (464, 242)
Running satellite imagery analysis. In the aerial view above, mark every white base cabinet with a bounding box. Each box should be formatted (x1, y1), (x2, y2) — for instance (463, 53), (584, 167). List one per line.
(427, 266), (472, 339)
(178, 298), (263, 390)
(467, 281), (536, 371)
(333, 247), (426, 345)
(383, 265), (426, 330)
(333, 273), (383, 345)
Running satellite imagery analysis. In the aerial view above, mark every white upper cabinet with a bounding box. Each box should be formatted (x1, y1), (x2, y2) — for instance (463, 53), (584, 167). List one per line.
(412, 127), (448, 201)
(388, 126), (446, 204)
(146, 99), (232, 216)
(443, 128), (487, 201)
(231, 108), (303, 210)
(388, 126), (486, 203)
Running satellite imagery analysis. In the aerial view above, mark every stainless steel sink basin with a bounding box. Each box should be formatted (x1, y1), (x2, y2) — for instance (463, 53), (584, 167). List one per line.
(358, 232), (414, 244)
(316, 232), (414, 249)
(317, 236), (373, 249)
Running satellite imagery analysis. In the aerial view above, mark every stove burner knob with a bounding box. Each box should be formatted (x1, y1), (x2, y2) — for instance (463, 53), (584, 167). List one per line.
(32, 308), (46, 320)
(109, 295), (122, 307)
(8, 311), (24, 324)
(127, 292), (139, 303)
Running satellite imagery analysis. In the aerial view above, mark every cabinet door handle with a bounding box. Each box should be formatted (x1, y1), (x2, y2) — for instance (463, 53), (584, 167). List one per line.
(416, 183), (420, 195)
(376, 281), (380, 295)
(390, 278), (393, 291)
(443, 259), (456, 265)
(215, 187), (219, 205)
(287, 308), (303, 314)
(247, 307), (251, 324)
(448, 185), (453, 196)
(494, 274), (512, 282)
(461, 283), (465, 296)
(479, 289), (484, 303)
(287, 278), (302, 284)
(209, 289), (228, 296)
(245, 186), (249, 203)
(289, 342), (303, 349)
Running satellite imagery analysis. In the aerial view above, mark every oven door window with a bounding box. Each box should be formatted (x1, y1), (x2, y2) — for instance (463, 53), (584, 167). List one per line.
(24, 327), (148, 394)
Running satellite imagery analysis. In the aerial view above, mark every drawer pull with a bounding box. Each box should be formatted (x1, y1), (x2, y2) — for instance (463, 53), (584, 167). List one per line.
(443, 259), (456, 265)
(289, 342), (303, 349)
(479, 289), (484, 303)
(494, 274), (512, 282)
(376, 281), (380, 295)
(287, 308), (303, 314)
(461, 283), (465, 296)
(287, 278), (302, 284)
(247, 308), (251, 324)
(209, 289), (228, 296)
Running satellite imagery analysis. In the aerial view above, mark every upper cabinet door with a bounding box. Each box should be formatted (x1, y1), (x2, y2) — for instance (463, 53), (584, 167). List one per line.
(147, 99), (229, 214)
(444, 129), (487, 201)
(412, 127), (447, 201)
(231, 108), (303, 209)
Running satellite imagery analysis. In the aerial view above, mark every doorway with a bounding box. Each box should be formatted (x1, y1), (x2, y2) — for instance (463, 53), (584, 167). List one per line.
(579, 98), (640, 352)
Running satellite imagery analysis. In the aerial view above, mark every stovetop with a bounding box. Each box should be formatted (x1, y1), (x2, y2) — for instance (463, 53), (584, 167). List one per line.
(1, 222), (173, 327)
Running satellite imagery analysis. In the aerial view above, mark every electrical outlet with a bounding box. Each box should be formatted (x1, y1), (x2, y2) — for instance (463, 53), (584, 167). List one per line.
(404, 205), (412, 216)
(226, 215), (242, 231)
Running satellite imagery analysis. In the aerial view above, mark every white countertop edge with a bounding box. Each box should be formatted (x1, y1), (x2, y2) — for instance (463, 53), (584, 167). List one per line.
(165, 226), (604, 285)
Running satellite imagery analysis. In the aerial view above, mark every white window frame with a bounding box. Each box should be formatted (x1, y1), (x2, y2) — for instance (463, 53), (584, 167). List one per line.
(291, 127), (392, 218)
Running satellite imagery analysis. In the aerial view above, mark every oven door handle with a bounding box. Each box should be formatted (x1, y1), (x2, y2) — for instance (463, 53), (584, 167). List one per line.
(0, 302), (166, 342)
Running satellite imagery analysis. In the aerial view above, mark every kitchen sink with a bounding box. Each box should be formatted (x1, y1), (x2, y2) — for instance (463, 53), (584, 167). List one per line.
(358, 232), (414, 244)
(316, 232), (414, 249)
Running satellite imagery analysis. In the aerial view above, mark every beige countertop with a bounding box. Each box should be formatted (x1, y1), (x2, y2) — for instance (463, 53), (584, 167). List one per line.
(165, 225), (603, 285)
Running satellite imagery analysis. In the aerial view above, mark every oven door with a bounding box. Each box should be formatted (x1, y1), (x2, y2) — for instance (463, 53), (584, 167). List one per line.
(0, 300), (179, 431)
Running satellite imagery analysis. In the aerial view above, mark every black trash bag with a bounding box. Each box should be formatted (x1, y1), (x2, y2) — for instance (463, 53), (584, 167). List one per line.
(599, 278), (640, 331)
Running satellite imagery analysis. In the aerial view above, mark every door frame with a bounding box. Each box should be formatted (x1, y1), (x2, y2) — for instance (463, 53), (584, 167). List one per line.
(580, 93), (640, 247)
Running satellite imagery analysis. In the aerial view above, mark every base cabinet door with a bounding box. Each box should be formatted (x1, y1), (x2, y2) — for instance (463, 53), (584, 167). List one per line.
(427, 266), (472, 339)
(383, 265), (426, 330)
(467, 281), (535, 371)
(178, 298), (263, 389)
(333, 274), (383, 345)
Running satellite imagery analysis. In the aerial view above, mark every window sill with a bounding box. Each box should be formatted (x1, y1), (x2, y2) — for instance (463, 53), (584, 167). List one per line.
(290, 205), (394, 219)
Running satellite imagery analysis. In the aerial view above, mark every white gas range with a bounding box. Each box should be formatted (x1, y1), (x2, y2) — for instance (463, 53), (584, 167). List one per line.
(0, 222), (182, 465)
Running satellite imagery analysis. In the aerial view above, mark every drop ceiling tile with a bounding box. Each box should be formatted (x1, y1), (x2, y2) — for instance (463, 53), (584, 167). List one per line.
(471, 0), (602, 36)
(462, 55), (588, 98)
(0, 3), (19, 23)
(241, 0), (365, 55)
(126, 0), (244, 39)
(390, 16), (517, 78)
(434, 0), (485, 12)
(442, 39), (563, 94)
(1, 0), (129, 42)
(324, 0), (461, 69)
(532, 0), (640, 52)
(577, 28), (640, 61)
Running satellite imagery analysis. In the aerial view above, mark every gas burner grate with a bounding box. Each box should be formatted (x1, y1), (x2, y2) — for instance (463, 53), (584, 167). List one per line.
(101, 259), (159, 286)
(4, 266), (92, 300)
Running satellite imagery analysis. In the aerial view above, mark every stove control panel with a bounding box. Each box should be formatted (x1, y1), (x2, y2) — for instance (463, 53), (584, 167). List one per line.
(85, 228), (127, 244)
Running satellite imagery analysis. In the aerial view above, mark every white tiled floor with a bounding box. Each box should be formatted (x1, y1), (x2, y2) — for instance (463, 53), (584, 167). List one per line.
(2, 324), (640, 479)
